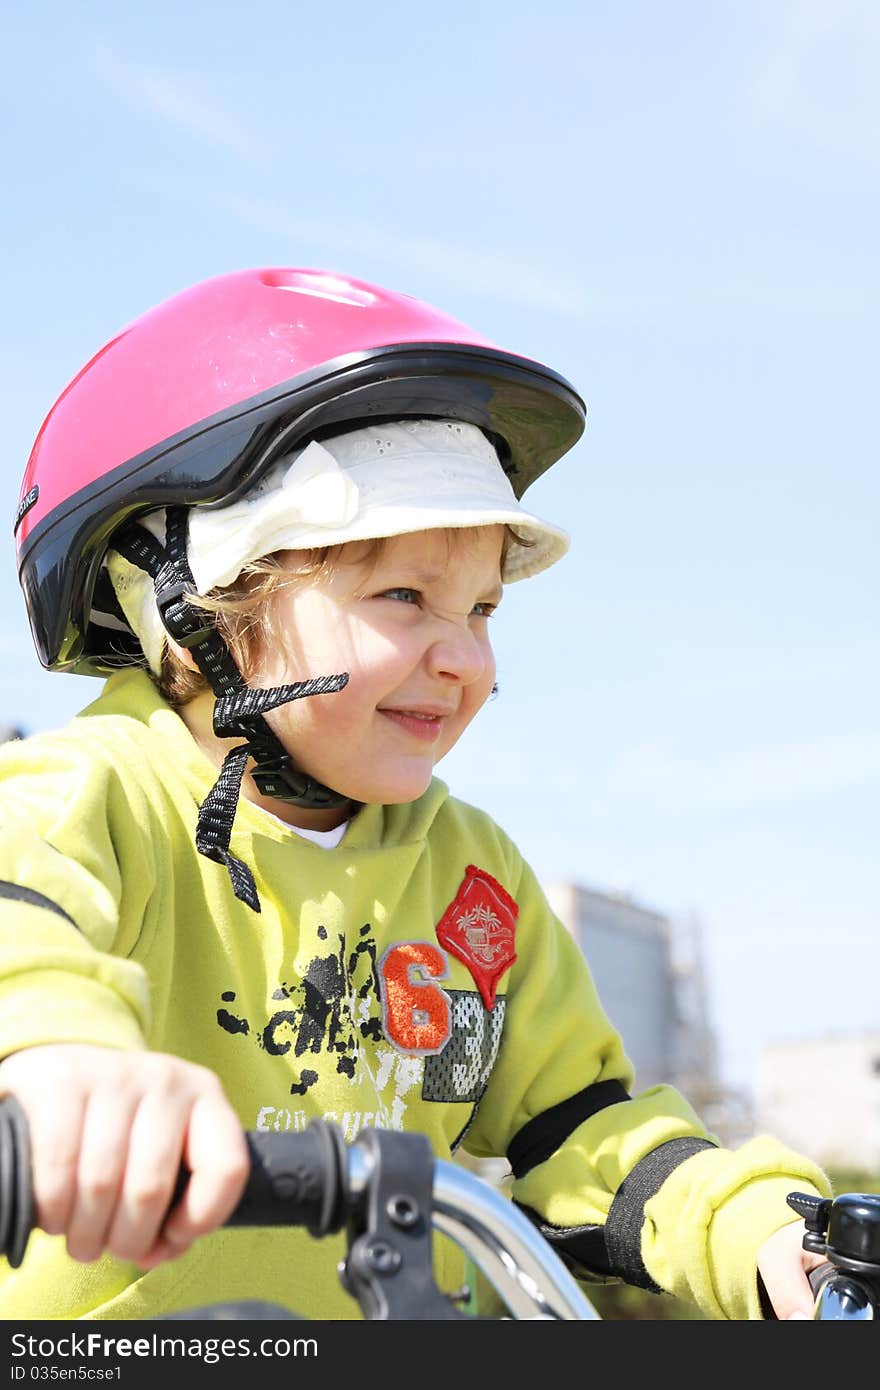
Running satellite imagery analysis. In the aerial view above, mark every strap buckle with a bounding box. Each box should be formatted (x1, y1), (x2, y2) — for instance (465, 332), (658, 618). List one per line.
(155, 576), (217, 649)
(251, 756), (348, 808)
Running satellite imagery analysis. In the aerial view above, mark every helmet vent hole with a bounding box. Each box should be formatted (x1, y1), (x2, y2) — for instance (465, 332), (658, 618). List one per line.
(259, 269), (376, 308)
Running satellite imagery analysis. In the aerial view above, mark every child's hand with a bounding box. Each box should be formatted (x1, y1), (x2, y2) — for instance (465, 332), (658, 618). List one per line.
(757, 1219), (825, 1319)
(0, 1044), (249, 1270)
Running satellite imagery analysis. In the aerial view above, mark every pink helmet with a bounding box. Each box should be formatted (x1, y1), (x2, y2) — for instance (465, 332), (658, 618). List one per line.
(15, 266), (585, 674)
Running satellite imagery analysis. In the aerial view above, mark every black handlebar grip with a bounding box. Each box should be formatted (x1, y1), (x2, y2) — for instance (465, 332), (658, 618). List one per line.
(0, 1096), (34, 1268)
(0, 1098), (351, 1268)
(223, 1120), (349, 1238)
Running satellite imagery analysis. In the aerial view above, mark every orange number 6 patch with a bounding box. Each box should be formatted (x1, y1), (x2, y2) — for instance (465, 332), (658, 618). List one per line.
(379, 942), (451, 1055)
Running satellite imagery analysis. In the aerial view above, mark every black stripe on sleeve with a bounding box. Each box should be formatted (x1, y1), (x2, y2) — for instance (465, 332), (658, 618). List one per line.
(507, 1079), (631, 1178)
(516, 1134), (718, 1289)
(604, 1135), (716, 1290)
(0, 882), (79, 930)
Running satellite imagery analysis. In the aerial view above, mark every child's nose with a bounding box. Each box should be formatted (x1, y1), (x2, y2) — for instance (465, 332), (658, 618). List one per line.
(425, 625), (490, 686)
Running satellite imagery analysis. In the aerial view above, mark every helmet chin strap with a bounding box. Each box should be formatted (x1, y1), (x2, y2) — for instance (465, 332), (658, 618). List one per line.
(113, 507), (350, 912)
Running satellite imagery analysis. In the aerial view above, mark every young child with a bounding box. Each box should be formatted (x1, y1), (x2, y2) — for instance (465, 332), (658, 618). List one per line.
(1, 267), (829, 1321)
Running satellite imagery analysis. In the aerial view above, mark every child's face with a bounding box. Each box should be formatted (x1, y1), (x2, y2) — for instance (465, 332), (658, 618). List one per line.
(254, 526), (505, 807)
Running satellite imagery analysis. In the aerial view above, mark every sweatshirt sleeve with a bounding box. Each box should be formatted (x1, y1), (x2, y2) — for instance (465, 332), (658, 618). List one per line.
(0, 729), (154, 1056)
(464, 853), (831, 1319)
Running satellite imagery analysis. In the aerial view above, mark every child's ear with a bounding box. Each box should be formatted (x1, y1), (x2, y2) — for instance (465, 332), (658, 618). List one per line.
(166, 637), (200, 673)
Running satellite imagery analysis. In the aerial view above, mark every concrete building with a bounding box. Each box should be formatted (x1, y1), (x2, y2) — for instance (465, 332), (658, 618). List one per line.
(755, 1033), (880, 1171)
(542, 882), (719, 1102)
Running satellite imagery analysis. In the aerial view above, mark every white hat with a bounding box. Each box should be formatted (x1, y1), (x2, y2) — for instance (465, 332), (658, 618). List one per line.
(187, 418), (568, 590)
(105, 418), (569, 672)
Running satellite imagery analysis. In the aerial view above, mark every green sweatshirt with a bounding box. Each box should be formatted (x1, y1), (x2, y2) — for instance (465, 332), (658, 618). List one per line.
(0, 670), (828, 1320)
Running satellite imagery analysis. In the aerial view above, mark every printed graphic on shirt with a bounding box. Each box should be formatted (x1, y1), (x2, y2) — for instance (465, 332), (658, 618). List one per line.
(378, 940), (452, 1055)
(216, 921), (385, 1092)
(435, 864), (519, 1009)
(255, 1103), (405, 1143)
(215, 919), (509, 1129)
(422, 989), (506, 1103)
(253, 991), (505, 1138)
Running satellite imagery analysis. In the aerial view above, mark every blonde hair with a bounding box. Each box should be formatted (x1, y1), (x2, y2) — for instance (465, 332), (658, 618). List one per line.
(157, 527), (528, 708)
(157, 542), (378, 706)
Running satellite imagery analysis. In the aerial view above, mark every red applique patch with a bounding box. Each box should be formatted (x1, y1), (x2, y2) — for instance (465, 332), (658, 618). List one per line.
(435, 865), (518, 1010)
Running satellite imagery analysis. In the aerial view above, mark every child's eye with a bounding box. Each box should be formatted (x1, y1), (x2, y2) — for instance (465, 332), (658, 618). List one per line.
(381, 587), (421, 605)
(377, 590), (497, 617)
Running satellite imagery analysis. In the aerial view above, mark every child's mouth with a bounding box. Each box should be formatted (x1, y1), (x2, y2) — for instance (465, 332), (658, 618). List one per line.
(378, 708), (446, 742)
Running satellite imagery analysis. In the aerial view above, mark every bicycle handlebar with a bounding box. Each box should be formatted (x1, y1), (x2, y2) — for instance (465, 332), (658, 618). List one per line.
(5, 1092), (877, 1321)
(0, 1097), (598, 1320)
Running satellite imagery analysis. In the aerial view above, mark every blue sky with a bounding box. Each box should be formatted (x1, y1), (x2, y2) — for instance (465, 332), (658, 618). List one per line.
(2, 1), (878, 1096)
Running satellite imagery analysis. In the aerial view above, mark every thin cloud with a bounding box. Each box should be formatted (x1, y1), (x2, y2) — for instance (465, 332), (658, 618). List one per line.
(224, 193), (590, 316)
(182, 186), (872, 322)
(89, 41), (269, 166)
